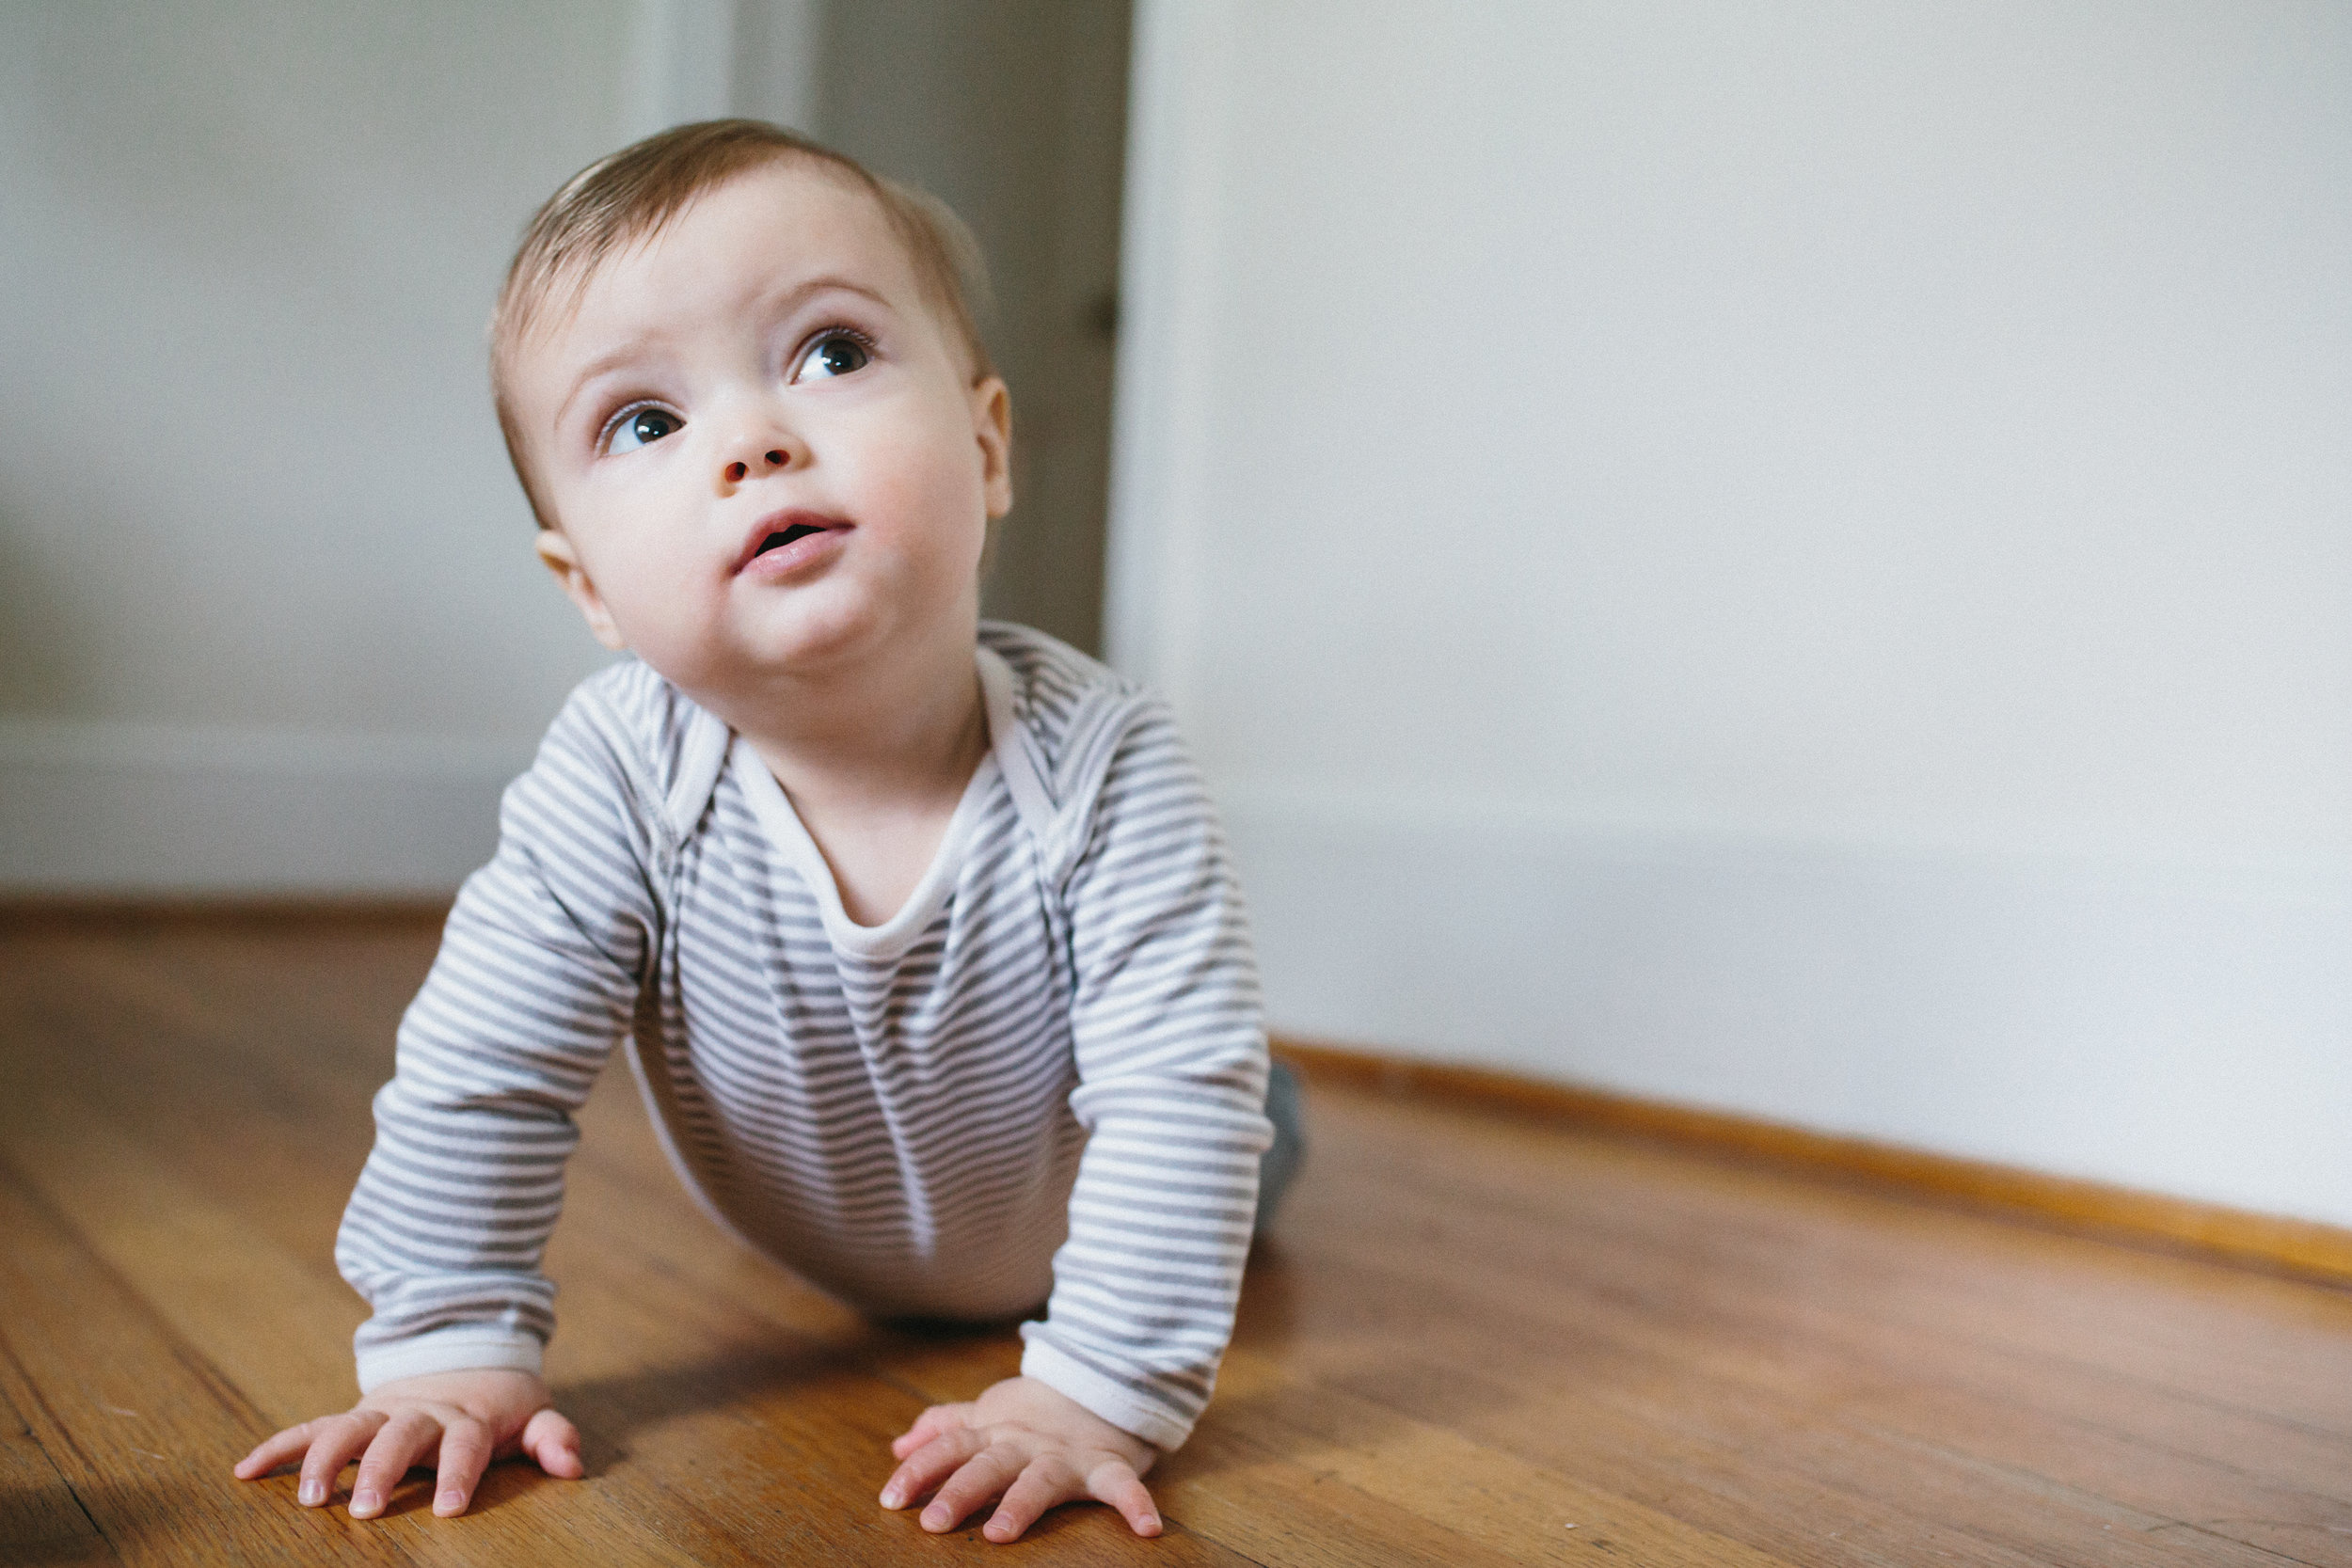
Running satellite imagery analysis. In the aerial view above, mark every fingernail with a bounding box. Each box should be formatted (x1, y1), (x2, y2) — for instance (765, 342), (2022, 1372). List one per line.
(879, 1485), (902, 1509)
(350, 1488), (381, 1517)
(297, 1480), (326, 1507)
(437, 1488), (466, 1513)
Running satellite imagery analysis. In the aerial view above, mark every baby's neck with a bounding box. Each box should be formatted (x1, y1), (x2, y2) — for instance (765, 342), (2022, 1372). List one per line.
(724, 634), (991, 928)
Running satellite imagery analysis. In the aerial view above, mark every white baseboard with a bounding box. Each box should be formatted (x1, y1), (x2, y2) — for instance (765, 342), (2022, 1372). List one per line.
(1219, 788), (2352, 1229)
(0, 718), (532, 896)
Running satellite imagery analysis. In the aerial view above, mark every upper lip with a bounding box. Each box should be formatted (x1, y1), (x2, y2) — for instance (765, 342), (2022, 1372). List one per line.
(735, 509), (848, 573)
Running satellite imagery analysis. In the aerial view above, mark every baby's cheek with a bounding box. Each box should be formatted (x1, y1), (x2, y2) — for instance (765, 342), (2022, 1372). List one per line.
(873, 419), (993, 522)
(613, 566), (730, 680)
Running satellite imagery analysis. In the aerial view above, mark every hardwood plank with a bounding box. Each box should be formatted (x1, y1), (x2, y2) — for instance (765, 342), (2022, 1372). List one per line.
(1298, 1090), (2352, 1464)
(0, 931), (412, 1272)
(0, 1158), (414, 1566)
(1263, 1100), (2352, 1566)
(0, 1378), (121, 1567)
(1300, 1085), (2352, 1430)
(0, 1085), (373, 1426)
(1181, 1346), (1798, 1568)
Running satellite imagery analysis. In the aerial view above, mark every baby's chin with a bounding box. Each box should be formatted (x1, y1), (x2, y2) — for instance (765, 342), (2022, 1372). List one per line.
(672, 593), (975, 706)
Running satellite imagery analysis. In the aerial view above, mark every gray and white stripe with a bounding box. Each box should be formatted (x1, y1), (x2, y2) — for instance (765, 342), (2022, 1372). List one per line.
(336, 624), (1271, 1449)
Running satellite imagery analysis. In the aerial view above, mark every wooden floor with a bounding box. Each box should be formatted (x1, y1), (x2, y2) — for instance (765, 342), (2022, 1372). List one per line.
(2, 913), (2348, 1566)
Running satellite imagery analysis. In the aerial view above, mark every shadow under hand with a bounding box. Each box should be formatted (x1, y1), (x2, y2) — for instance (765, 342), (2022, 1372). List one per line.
(550, 1336), (879, 1474)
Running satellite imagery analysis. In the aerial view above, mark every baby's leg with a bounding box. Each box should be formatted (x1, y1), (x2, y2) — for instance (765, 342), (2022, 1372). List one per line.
(1254, 1060), (1307, 1232)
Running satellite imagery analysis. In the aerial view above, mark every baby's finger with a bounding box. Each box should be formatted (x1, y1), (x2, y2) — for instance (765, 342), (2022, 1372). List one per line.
(888, 1402), (969, 1460)
(295, 1411), (386, 1509)
(430, 1417), (494, 1517)
(921, 1448), (1023, 1535)
(879, 1424), (980, 1512)
(519, 1406), (585, 1479)
(233, 1420), (324, 1480)
(984, 1455), (1082, 1544)
(347, 1410), (440, 1519)
(1087, 1457), (1163, 1538)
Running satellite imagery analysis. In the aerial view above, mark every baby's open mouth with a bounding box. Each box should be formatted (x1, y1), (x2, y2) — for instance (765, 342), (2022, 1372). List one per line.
(755, 522), (826, 557)
(737, 512), (846, 573)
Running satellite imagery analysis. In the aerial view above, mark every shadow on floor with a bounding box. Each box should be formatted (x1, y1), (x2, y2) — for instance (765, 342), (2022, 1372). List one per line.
(552, 1337), (880, 1469)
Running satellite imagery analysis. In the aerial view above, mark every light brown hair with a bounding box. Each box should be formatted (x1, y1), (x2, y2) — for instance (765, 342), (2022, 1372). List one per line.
(489, 119), (994, 530)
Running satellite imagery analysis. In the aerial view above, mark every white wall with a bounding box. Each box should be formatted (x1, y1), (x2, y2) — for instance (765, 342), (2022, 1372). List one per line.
(1109, 1), (2352, 1224)
(0, 1), (812, 892)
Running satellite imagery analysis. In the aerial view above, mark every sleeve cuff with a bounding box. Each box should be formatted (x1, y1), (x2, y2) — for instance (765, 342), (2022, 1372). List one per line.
(355, 1326), (545, 1395)
(1018, 1334), (1194, 1451)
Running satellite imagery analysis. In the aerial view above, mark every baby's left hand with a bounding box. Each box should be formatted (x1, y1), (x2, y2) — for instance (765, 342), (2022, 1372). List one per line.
(880, 1374), (1161, 1544)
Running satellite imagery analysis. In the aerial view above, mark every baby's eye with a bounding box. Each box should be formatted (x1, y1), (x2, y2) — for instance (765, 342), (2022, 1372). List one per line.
(606, 405), (681, 453)
(793, 330), (871, 382)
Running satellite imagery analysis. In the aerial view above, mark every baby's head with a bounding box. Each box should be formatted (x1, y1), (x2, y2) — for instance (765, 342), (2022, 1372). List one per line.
(490, 120), (1012, 701)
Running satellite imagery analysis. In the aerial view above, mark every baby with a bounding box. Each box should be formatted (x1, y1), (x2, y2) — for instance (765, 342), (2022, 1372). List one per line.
(232, 119), (1298, 1545)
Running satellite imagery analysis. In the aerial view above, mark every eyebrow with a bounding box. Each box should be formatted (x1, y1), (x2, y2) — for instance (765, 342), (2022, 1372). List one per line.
(551, 274), (898, 436)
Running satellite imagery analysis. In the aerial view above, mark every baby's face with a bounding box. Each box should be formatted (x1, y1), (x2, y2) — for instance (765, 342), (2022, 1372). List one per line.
(512, 162), (1009, 705)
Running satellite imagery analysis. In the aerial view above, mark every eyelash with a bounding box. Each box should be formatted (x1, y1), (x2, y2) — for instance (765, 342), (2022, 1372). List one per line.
(596, 399), (672, 452)
(794, 324), (878, 374)
(590, 324), (881, 452)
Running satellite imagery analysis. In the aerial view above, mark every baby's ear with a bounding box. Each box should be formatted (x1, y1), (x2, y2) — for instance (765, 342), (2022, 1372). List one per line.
(534, 530), (629, 651)
(970, 376), (1013, 519)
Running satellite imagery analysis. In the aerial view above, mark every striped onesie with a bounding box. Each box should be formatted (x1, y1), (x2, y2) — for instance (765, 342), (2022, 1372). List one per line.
(335, 623), (1273, 1449)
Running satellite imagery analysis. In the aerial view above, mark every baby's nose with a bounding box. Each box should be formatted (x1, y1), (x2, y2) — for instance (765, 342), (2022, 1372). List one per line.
(724, 450), (791, 483)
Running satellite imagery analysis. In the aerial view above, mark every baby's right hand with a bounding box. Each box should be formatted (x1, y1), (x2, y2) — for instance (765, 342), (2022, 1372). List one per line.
(232, 1368), (582, 1519)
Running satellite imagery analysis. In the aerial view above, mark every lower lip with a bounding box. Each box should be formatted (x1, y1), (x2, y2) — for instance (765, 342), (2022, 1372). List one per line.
(739, 526), (850, 581)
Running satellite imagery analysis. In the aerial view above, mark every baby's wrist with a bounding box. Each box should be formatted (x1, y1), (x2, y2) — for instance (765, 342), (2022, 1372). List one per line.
(1015, 1337), (1190, 1451)
(355, 1325), (544, 1395)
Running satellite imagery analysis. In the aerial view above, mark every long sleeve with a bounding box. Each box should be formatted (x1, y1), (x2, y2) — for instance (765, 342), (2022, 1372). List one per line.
(1018, 699), (1273, 1450)
(335, 674), (664, 1392)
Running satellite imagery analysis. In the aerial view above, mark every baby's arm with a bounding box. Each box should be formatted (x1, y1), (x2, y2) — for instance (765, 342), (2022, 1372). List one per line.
(233, 1370), (580, 1517)
(886, 694), (1269, 1541)
(234, 680), (663, 1516)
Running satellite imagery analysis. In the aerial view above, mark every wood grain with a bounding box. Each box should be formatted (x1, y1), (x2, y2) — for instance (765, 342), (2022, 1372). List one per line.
(0, 1378), (121, 1567)
(1, 912), (2346, 1564)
